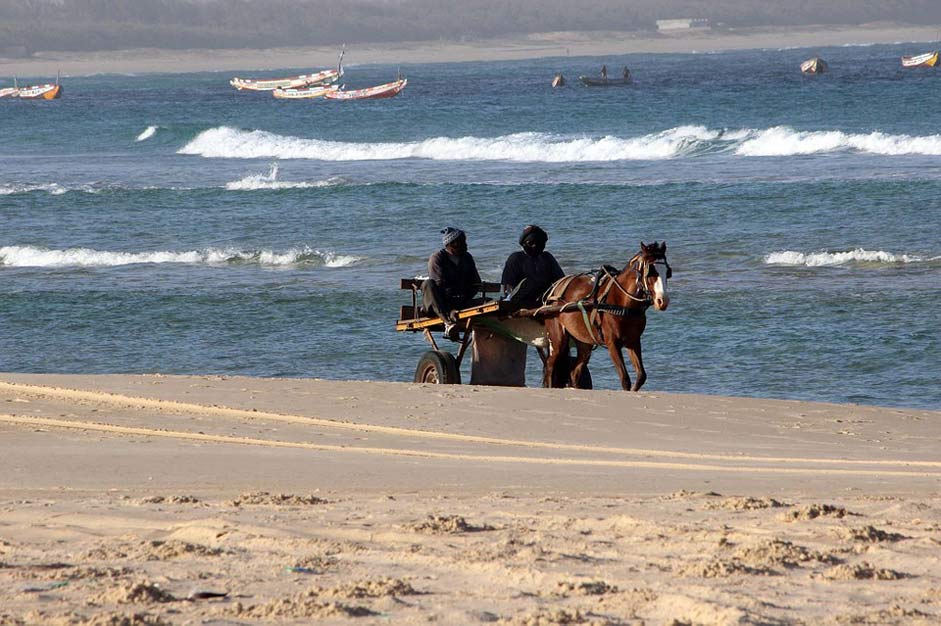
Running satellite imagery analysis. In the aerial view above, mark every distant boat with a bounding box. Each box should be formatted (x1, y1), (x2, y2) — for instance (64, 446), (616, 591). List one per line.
(324, 77), (407, 100)
(4, 73), (63, 100)
(551, 73), (565, 87)
(800, 57), (828, 74)
(901, 51), (939, 68)
(578, 76), (632, 86)
(579, 66), (632, 86)
(231, 49), (344, 91)
(902, 50), (938, 67)
(273, 83), (340, 99)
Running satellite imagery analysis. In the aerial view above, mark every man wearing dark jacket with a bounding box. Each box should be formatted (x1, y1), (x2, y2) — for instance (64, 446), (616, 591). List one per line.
(423, 227), (481, 339)
(501, 225), (565, 309)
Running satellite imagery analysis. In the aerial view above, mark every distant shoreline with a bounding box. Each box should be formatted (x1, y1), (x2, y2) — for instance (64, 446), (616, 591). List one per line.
(1, 23), (939, 77)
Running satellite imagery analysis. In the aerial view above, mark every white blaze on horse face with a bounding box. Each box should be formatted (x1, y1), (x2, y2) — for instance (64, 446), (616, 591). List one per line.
(652, 269), (669, 310)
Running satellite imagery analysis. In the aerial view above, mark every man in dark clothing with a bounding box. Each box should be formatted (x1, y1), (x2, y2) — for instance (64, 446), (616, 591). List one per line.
(501, 225), (565, 310)
(422, 227), (481, 339)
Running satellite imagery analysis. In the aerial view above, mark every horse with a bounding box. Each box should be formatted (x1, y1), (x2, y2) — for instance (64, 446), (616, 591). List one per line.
(543, 241), (671, 391)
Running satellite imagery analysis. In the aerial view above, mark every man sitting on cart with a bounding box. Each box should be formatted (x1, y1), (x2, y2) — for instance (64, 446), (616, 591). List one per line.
(501, 225), (565, 310)
(423, 227), (481, 340)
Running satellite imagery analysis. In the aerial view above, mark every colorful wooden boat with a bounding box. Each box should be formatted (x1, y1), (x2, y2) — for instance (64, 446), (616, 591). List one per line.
(800, 57), (828, 74)
(272, 83), (340, 99)
(324, 77), (407, 100)
(5, 74), (63, 100)
(901, 51), (939, 68)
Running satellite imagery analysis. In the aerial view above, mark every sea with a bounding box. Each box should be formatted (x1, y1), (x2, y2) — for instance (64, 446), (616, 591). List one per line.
(1, 43), (939, 409)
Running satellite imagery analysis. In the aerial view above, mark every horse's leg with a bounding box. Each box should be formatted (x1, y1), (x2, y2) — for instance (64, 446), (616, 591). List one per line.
(625, 340), (647, 391)
(569, 340), (593, 389)
(544, 320), (567, 389)
(606, 341), (632, 391)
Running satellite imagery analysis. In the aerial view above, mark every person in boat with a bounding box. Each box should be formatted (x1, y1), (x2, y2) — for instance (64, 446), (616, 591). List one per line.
(423, 227), (481, 340)
(501, 225), (565, 310)
(622, 66), (631, 81)
(600, 64), (608, 80)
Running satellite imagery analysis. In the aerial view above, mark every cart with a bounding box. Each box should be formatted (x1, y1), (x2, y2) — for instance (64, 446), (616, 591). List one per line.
(395, 279), (590, 387)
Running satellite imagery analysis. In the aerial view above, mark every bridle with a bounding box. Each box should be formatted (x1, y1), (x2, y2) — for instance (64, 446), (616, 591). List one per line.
(608, 254), (672, 306)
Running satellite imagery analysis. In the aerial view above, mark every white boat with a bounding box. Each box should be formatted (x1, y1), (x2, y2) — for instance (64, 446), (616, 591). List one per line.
(272, 83), (340, 99)
(324, 77), (407, 100)
(800, 57), (828, 74)
(901, 51), (939, 68)
(231, 48), (344, 91)
(2, 74), (63, 100)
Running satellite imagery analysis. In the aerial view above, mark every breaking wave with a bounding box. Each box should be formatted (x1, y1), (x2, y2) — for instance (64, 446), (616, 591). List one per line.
(765, 249), (941, 267)
(179, 125), (722, 162)
(225, 163), (348, 190)
(737, 127), (941, 156)
(178, 125), (941, 162)
(136, 125), (159, 142)
(0, 245), (361, 268)
(0, 183), (69, 195)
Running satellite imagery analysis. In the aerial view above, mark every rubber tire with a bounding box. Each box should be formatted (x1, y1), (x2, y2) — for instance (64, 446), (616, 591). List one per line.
(414, 350), (461, 384)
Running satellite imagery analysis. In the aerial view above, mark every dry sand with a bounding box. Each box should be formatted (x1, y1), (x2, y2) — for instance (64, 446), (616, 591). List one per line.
(2, 24), (940, 77)
(1, 373), (939, 625)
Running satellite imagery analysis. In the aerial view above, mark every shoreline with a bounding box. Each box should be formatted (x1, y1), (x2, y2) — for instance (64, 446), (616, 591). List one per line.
(2, 23), (939, 77)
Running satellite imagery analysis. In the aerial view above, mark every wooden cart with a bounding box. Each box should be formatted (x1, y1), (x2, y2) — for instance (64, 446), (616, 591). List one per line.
(395, 279), (548, 386)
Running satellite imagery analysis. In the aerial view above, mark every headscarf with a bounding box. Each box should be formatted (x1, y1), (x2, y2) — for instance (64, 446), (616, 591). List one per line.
(441, 227), (465, 246)
(519, 224), (548, 247)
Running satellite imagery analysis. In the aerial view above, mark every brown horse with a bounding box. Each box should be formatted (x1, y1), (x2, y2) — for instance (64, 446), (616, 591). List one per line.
(544, 241), (671, 391)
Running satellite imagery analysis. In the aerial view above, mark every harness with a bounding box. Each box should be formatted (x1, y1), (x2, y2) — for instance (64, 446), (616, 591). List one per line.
(543, 254), (670, 345)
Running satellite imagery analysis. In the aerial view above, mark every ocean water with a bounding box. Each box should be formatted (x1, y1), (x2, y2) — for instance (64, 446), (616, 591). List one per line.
(1, 43), (940, 409)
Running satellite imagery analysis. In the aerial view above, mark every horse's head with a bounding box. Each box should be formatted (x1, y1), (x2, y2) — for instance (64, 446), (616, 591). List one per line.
(637, 241), (671, 311)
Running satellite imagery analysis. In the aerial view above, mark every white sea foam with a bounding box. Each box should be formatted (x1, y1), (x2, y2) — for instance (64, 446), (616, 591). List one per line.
(224, 163), (347, 190)
(737, 126), (941, 157)
(179, 125), (721, 162)
(136, 125), (159, 142)
(0, 245), (361, 268)
(179, 124), (941, 162)
(0, 183), (68, 195)
(765, 249), (939, 267)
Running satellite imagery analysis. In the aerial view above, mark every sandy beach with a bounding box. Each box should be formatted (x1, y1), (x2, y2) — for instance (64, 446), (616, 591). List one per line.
(1, 373), (939, 624)
(2, 24), (940, 77)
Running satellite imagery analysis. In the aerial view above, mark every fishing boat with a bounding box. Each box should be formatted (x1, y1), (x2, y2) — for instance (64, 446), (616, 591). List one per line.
(324, 77), (407, 100)
(231, 49), (345, 91)
(8, 73), (63, 100)
(578, 66), (632, 86)
(0, 86), (17, 98)
(800, 57), (828, 74)
(272, 83), (340, 100)
(901, 51), (939, 68)
(551, 73), (565, 88)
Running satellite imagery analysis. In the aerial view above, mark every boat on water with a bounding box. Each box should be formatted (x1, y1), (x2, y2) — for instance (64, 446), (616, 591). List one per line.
(231, 49), (344, 91)
(2, 74), (63, 100)
(579, 66), (632, 86)
(800, 57), (828, 74)
(551, 73), (565, 87)
(324, 77), (407, 101)
(273, 83), (340, 100)
(901, 51), (939, 68)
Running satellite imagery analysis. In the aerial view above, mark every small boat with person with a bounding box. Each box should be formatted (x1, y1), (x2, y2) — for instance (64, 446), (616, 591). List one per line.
(901, 51), (939, 68)
(579, 65), (632, 86)
(324, 76), (407, 100)
(800, 57), (828, 74)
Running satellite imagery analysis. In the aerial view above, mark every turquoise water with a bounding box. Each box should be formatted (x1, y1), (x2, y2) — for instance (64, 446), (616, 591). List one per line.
(2, 43), (940, 408)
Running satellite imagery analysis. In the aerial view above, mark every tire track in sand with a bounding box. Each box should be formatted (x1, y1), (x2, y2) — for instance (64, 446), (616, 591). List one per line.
(1, 413), (938, 477)
(1, 379), (939, 470)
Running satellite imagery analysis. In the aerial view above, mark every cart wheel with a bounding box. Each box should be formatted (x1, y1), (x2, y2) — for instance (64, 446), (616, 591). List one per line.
(414, 351), (461, 384)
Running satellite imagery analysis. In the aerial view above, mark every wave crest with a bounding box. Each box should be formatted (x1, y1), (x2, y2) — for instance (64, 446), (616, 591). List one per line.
(136, 125), (159, 142)
(765, 249), (940, 267)
(0, 245), (361, 268)
(225, 163), (348, 190)
(737, 127), (941, 157)
(179, 125), (720, 162)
